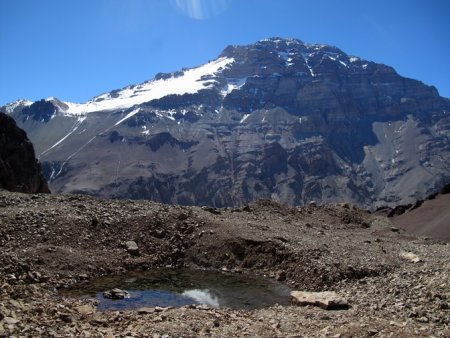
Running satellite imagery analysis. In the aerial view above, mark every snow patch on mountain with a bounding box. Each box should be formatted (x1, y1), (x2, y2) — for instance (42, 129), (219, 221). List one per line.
(115, 108), (141, 126)
(278, 51), (295, 67)
(4, 99), (33, 114)
(64, 57), (234, 116)
(39, 116), (86, 157)
(222, 77), (247, 96)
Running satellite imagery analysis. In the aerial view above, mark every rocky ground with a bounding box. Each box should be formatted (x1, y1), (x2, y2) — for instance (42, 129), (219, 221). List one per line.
(0, 190), (448, 337)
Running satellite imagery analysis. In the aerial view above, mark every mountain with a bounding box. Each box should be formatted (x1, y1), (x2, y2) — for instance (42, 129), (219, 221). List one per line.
(3, 37), (450, 208)
(0, 112), (50, 194)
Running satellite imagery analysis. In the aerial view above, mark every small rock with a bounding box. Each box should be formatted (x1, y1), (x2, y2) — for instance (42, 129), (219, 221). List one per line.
(201, 206), (221, 214)
(137, 307), (155, 314)
(309, 201), (317, 207)
(177, 212), (189, 220)
(275, 270), (286, 281)
(103, 288), (130, 299)
(125, 241), (139, 256)
(242, 205), (252, 212)
(367, 329), (378, 336)
(271, 321), (281, 329)
(3, 317), (20, 325)
(153, 229), (166, 238)
(78, 273), (89, 280)
(361, 221), (370, 228)
(76, 304), (95, 315)
(91, 217), (99, 227)
(390, 227), (400, 232)
(59, 313), (74, 323)
(400, 251), (421, 263)
(417, 316), (429, 323)
(291, 291), (349, 310)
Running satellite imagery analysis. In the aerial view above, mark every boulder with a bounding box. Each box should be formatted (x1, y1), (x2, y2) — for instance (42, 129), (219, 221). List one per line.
(400, 251), (421, 263)
(291, 291), (349, 310)
(125, 241), (139, 256)
(275, 270), (286, 281)
(76, 304), (95, 315)
(103, 288), (130, 299)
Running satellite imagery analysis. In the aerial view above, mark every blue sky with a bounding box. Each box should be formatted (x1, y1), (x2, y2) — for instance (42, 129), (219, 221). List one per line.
(1, 0), (449, 105)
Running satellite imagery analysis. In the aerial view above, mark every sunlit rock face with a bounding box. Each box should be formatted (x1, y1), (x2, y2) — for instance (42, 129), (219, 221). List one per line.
(3, 38), (450, 208)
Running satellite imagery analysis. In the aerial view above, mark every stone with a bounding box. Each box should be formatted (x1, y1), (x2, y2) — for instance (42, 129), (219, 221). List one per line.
(125, 241), (139, 256)
(400, 251), (421, 263)
(275, 270), (286, 281)
(59, 313), (74, 323)
(137, 307), (155, 314)
(76, 304), (95, 315)
(367, 329), (379, 336)
(103, 288), (130, 300)
(291, 291), (349, 310)
(3, 317), (20, 325)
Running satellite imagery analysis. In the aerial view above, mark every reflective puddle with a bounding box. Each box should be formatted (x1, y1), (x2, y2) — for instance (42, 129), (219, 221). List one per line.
(62, 269), (292, 310)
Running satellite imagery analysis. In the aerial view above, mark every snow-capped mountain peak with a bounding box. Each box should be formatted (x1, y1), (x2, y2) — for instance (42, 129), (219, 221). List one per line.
(59, 57), (234, 116)
(4, 99), (33, 114)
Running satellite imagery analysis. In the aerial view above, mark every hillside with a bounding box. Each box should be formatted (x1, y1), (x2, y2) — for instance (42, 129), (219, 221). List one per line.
(392, 189), (450, 242)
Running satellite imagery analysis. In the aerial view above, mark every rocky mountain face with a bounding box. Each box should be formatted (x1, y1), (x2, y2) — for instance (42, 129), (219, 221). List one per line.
(0, 113), (50, 194)
(3, 38), (450, 208)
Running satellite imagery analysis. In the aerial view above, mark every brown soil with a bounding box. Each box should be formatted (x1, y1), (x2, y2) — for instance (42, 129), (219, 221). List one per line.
(392, 194), (450, 242)
(0, 191), (448, 337)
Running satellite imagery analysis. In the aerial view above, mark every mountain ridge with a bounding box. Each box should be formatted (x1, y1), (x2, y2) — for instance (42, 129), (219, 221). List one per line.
(2, 37), (449, 209)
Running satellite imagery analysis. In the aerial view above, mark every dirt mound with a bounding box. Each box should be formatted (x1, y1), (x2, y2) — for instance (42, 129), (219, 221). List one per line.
(0, 192), (448, 337)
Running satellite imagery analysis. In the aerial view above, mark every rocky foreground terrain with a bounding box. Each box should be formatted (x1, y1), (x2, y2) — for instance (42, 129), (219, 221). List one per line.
(0, 190), (448, 337)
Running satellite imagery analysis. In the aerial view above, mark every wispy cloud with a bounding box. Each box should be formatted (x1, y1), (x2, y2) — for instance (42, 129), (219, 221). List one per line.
(172, 0), (232, 20)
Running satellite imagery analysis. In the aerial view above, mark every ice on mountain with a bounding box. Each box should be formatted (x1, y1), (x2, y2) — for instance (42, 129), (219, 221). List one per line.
(221, 77), (247, 96)
(240, 114), (250, 123)
(278, 51), (297, 67)
(115, 108), (141, 126)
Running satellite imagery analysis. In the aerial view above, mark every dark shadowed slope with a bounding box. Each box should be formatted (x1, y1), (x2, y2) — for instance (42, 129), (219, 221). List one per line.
(0, 112), (50, 194)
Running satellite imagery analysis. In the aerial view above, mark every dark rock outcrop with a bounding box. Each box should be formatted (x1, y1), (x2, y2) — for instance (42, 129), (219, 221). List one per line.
(0, 113), (50, 193)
